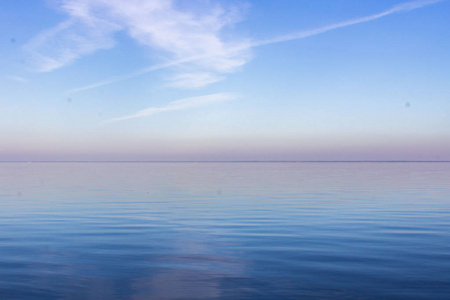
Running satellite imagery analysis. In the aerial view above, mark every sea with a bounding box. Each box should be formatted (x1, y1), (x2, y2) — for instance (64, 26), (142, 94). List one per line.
(0, 162), (449, 299)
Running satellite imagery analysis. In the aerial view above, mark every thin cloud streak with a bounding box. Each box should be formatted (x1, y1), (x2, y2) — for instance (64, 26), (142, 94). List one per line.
(250, 0), (446, 47)
(102, 93), (235, 123)
(68, 0), (445, 94)
(6, 75), (28, 83)
(68, 54), (214, 94)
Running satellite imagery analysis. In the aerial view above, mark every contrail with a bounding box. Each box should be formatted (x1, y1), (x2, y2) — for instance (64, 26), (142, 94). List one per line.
(249, 0), (445, 48)
(102, 93), (234, 123)
(67, 0), (445, 94)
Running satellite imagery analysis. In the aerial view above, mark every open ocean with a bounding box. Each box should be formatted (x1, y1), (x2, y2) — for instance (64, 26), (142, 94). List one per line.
(0, 162), (449, 299)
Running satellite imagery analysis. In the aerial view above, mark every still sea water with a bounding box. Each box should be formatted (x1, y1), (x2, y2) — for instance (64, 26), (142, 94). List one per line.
(0, 162), (449, 299)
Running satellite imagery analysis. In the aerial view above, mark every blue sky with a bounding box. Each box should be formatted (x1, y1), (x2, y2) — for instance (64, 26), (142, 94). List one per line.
(1, 0), (449, 161)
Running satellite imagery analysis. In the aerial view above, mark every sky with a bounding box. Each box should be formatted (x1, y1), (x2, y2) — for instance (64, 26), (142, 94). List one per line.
(1, 0), (449, 161)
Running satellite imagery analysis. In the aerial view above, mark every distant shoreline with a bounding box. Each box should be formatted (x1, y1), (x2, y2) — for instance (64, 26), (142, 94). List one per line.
(1, 161), (449, 163)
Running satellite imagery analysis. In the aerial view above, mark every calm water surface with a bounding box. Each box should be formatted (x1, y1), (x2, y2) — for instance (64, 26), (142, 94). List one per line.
(0, 162), (449, 299)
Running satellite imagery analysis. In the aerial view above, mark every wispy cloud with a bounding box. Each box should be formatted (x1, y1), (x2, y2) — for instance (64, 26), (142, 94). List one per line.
(24, 17), (120, 72)
(67, 0), (445, 93)
(167, 72), (225, 89)
(6, 75), (28, 83)
(103, 93), (235, 123)
(25, 0), (249, 87)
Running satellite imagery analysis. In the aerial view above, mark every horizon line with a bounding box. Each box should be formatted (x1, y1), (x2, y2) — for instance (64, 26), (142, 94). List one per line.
(1, 160), (449, 163)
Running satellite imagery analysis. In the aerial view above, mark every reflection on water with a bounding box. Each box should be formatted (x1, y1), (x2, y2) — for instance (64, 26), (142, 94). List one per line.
(0, 162), (449, 299)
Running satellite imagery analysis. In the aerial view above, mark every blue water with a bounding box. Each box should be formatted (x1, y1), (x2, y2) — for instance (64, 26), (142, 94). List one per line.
(0, 162), (449, 299)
